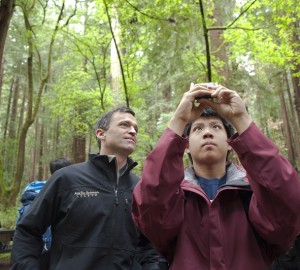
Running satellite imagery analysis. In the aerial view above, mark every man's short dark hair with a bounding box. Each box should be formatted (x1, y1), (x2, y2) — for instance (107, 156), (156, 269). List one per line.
(95, 106), (135, 148)
(184, 107), (235, 138)
(50, 158), (72, 174)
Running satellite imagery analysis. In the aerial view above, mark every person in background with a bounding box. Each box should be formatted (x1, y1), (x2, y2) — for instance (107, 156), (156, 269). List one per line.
(49, 158), (72, 175)
(16, 157), (72, 269)
(272, 234), (300, 270)
(132, 83), (300, 270)
(11, 106), (159, 270)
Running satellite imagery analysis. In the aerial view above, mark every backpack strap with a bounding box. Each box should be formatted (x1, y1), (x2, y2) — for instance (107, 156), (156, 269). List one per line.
(238, 190), (268, 251)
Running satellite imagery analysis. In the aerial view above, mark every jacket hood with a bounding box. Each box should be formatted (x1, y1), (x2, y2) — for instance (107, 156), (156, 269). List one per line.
(184, 162), (250, 188)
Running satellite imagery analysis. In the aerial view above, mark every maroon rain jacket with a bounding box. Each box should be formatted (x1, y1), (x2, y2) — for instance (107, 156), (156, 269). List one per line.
(132, 123), (300, 270)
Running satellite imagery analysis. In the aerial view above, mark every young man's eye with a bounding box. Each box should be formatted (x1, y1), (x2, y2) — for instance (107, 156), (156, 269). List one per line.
(193, 127), (202, 132)
(213, 125), (222, 129)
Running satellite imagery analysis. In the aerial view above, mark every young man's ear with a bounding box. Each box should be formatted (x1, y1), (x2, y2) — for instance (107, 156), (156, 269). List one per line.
(185, 143), (193, 165)
(185, 143), (190, 154)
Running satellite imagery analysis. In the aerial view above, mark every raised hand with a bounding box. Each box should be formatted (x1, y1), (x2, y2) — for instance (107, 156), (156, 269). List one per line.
(168, 83), (252, 136)
(168, 83), (211, 136)
(197, 84), (252, 134)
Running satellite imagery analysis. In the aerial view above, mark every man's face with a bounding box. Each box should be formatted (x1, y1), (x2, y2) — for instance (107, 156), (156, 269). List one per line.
(187, 116), (231, 165)
(97, 111), (138, 157)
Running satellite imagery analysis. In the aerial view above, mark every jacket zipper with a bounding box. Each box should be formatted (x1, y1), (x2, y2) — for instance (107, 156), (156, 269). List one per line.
(114, 159), (120, 205)
(109, 158), (120, 255)
(124, 197), (128, 211)
(115, 189), (118, 205)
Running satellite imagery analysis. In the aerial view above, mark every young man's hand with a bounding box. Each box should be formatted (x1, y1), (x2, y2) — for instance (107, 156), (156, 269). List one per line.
(168, 83), (252, 136)
(205, 84), (252, 134)
(168, 83), (210, 136)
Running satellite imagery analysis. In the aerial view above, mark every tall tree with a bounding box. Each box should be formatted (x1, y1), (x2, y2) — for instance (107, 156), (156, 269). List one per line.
(0, 0), (78, 207)
(0, 0), (16, 82)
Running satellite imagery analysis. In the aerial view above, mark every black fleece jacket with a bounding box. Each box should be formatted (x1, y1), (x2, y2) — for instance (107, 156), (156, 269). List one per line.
(11, 154), (159, 270)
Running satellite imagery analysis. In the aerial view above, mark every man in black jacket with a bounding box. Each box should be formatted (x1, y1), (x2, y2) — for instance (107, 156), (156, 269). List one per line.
(11, 106), (160, 270)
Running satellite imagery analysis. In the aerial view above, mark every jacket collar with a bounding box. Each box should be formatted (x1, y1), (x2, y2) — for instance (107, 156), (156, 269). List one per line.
(88, 153), (138, 174)
(184, 162), (250, 188)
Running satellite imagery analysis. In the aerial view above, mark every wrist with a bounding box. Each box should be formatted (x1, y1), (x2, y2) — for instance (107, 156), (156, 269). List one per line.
(168, 116), (188, 137)
(231, 114), (252, 135)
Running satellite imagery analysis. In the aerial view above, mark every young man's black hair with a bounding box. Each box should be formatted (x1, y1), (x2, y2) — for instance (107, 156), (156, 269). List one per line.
(184, 107), (235, 163)
(184, 107), (235, 138)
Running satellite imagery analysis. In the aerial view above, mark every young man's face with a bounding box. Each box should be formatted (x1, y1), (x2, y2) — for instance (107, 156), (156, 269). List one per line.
(187, 116), (231, 165)
(97, 111), (138, 157)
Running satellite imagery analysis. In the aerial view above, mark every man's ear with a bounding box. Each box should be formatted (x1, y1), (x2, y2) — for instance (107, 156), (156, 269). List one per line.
(96, 129), (106, 140)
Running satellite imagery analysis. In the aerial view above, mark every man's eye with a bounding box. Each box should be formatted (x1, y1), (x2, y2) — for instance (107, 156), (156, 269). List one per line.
(213, 125), (222, 129)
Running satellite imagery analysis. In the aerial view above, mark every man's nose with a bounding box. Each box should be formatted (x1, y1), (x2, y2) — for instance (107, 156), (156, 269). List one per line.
(128, 126), (137, 135)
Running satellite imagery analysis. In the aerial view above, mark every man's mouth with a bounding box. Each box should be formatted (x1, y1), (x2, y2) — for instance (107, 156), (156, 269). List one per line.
(125, 137), (136, 143)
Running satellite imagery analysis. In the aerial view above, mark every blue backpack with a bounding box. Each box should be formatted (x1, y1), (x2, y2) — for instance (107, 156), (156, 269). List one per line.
(17, 181), (52, 254)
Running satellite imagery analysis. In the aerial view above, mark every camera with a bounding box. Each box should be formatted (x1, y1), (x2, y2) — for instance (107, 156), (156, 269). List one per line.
(196, 82), (216, 99)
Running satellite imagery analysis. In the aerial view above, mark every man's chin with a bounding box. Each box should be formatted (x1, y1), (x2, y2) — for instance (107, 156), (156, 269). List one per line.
(123, 146), (136, 155)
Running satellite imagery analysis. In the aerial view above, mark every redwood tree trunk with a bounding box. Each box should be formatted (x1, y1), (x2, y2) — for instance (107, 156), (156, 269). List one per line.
(73, 135), (86, 163)
(291, 26), (300, 127)
(0, 0), (16, 76)
(278, 77), (294, 163)
(291, 69), (300, 127)
(210, 5), (230, 84)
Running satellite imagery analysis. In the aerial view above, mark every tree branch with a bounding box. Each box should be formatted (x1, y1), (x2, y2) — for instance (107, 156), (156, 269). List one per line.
(103, 0), (129, 107)
(226, 0), (258, 29)
(124, 0), (174, 22)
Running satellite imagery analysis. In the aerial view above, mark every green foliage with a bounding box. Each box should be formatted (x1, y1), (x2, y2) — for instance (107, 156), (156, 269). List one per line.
(1, 0), (299, 205)
(0, 207), (18, 229)
(45, 75), (103, 133)
(225, 0), (300, 69)
(0, 252), (11, 261)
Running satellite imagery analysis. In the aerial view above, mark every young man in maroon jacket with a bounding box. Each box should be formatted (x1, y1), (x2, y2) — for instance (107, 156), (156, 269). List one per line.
(132, 83), (300, 270)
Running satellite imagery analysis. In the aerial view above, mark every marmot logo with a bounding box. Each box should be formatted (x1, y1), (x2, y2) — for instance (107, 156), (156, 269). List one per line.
(74, 191), (100, 198)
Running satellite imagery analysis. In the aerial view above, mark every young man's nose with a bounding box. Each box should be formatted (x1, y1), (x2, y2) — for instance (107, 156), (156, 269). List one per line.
(202, 129), (213, 139)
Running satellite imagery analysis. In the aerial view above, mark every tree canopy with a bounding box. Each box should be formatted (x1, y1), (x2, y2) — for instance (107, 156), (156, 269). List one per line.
(0, 0), (299, 208)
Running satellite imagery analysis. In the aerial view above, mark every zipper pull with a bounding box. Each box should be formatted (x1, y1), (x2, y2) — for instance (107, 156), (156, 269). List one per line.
(125, 198), (128, 210)
(115, 189), (118, 205)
